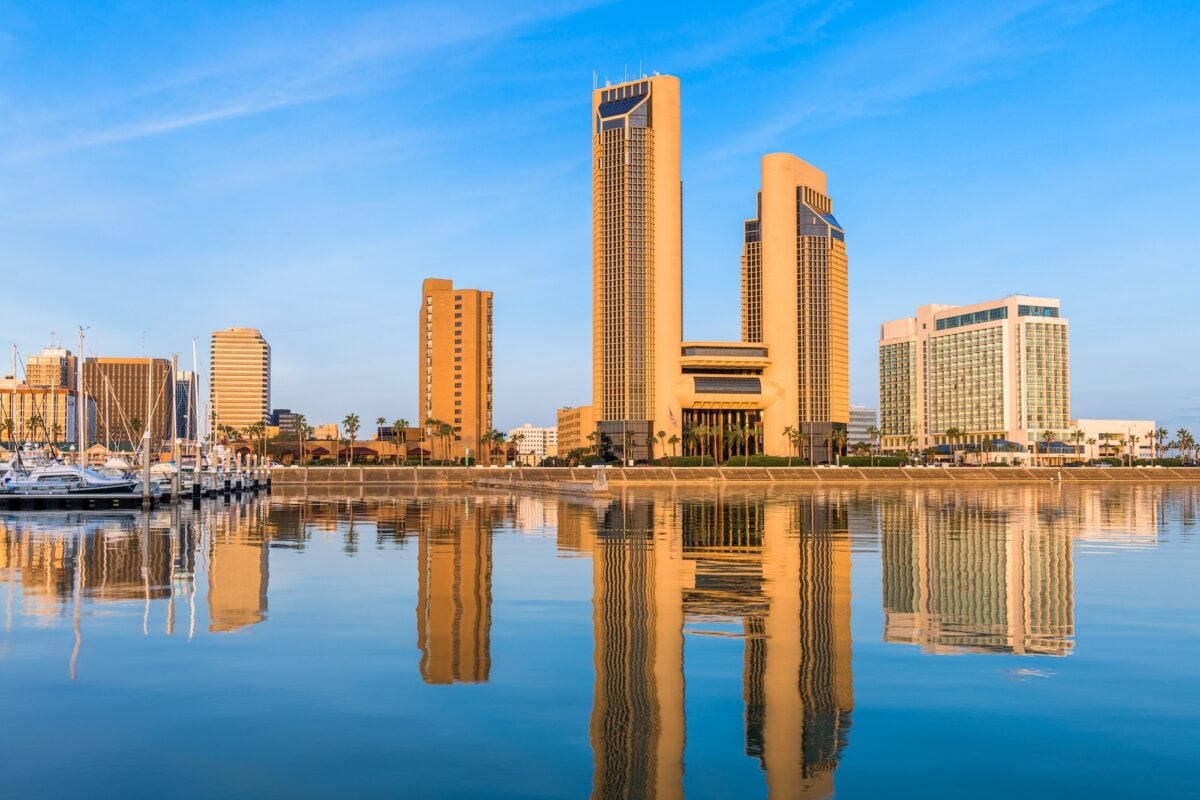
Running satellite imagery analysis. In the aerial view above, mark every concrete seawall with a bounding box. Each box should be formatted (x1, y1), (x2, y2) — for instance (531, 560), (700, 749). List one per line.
(270, 465), (1200, 490)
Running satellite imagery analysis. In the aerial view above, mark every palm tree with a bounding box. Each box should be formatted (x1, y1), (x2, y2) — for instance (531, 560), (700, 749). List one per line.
(490, 428), (507, 465)
(393, 418), (409, 465)
(656, 430), (667, 464)
(375, 417), (386, 442)
(727, 424), (745, 466)
(865, 425), (881, 467)
(1040, 429), (1056, 467)
(1085, 437), (1097, 463)
(1128, 433), (1141, 466)
(294, 413), (308, 464)
(342, 413), (360, 466)
(687, 424), (704, 463)
(667, 434), (680, 464)
(1177, 428), (1194, 464)
(586, 430), (599, 458)
(1071, 428), (1085, 460)
(782, 425), (796, 466)
(829, 427), (847, 465)
(510, 431), (525, 465)
(905, 435), (918, 464)
(1154, 426), (1168, 463)
(942, 427), (962, 463)
(790, 427), (805, 465)
(439, 421), (455, 464)
(1, 417), (14, 445)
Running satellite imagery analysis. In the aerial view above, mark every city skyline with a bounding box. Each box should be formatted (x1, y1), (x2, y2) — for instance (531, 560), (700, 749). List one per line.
(2, 2), (1198, 431)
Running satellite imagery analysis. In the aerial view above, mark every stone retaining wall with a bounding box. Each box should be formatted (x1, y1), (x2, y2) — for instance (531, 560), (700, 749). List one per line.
(270, 465), (1200, 487)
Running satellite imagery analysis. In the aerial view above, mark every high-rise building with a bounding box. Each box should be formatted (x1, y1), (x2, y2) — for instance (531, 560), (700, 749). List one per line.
(175, 370), (199, 440)
(210, 327), (271, 431)
(591, 76), (682, 462)
(83, 358), (174, 446)
(879, 295), (1070, 459)
(742, 153), (849, 461)
(419, 278), (493, 458)
(25, 347), (76, 389)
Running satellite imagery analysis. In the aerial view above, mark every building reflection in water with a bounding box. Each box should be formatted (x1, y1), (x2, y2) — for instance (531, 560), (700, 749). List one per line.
(880, 488), (1075, 655)
(416, 499), (496, 684)
(0, 501), (273, 676)
(559, 490), (854, 799)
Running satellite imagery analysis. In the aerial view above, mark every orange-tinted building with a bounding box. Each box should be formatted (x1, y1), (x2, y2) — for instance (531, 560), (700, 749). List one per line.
(210, 327), (271, 431)
(83, 357), (174, 446)
(591, 76), (683, 462)
(587, 76), (850, 462)
(419, 278), (493, 459)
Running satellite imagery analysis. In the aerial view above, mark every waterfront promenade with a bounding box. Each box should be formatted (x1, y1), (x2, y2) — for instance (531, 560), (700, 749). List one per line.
(271, 465), (1200, 492)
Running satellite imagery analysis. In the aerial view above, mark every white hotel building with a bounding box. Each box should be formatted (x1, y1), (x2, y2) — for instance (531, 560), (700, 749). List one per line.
(507, 423), (557, 465)
(879, 295), (1070, 461)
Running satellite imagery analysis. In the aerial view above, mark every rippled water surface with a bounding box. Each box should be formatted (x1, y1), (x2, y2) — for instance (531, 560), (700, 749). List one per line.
(1, 485), (1198, 799)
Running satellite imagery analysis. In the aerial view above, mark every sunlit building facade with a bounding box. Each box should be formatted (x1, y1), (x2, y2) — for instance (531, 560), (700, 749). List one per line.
(591, 76), (683, 463)
(25, 346), (76, 389)
(743, 153), (850, 462)
(210, 327), (271, 431)
(83, 357), (174, 446)
(879, 296), (1070, 458)
(419, 278), (493, 460)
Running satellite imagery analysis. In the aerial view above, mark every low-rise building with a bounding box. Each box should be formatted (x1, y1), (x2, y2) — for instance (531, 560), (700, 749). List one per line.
(0, 377), (95, 447)
(848, 406), (877, 446)
(507, 423), (557, 465)
(1069, 419), (1156, 461)
(313, 423), (339, 440)
(556, 405), (595, 456)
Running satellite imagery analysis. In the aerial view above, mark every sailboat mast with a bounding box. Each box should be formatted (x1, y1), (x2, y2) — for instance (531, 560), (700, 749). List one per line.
(76, 327), (85, 464)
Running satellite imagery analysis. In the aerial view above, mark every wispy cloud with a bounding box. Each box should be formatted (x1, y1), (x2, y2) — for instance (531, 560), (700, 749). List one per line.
(1, 1), (605, 162)
(701, 0), (1107, 162)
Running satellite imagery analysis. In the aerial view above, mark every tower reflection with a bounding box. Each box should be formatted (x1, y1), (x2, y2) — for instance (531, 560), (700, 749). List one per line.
(560, 490), (854, 799)
(415, 499), (497, 685)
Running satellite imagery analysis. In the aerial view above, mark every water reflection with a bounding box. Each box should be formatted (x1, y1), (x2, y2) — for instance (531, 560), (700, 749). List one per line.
(879, 490), (1075, 655)
(0, 485), (1194, 798)
(556, 494), (853, 799)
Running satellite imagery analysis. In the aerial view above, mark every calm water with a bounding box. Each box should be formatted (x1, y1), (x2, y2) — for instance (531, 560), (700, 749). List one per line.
(1, 486), (1197, 799)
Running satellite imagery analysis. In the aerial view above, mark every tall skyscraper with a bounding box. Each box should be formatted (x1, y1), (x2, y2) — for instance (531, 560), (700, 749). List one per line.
(209, 327), (271, 431)
(175, 370), (198, 440)
(878, 295), (1070, 458)
(83, 358), (174, 446)
(591, 75), (683, 462)
(418, 278), (493, 457)
(742, 154), (849, 461)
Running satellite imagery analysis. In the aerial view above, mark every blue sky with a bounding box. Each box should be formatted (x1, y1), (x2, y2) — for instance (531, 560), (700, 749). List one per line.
(2, 0), (1198, 432)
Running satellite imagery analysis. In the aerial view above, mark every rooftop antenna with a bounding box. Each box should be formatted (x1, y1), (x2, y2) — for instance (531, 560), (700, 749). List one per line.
(639, 60), (643, 78)
(624, 63), (628, 83)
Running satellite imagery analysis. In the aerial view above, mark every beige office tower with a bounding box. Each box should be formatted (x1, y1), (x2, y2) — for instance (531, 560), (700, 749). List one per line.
(419, 278), (493, 458)
(592, 76), (683, 462)
(210, 327), (271, 431)
(83, 357), (174, 446)
(742, 154), (849, 462)
(878, 295), (1070, 457)
(25, 347), (76, 388)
